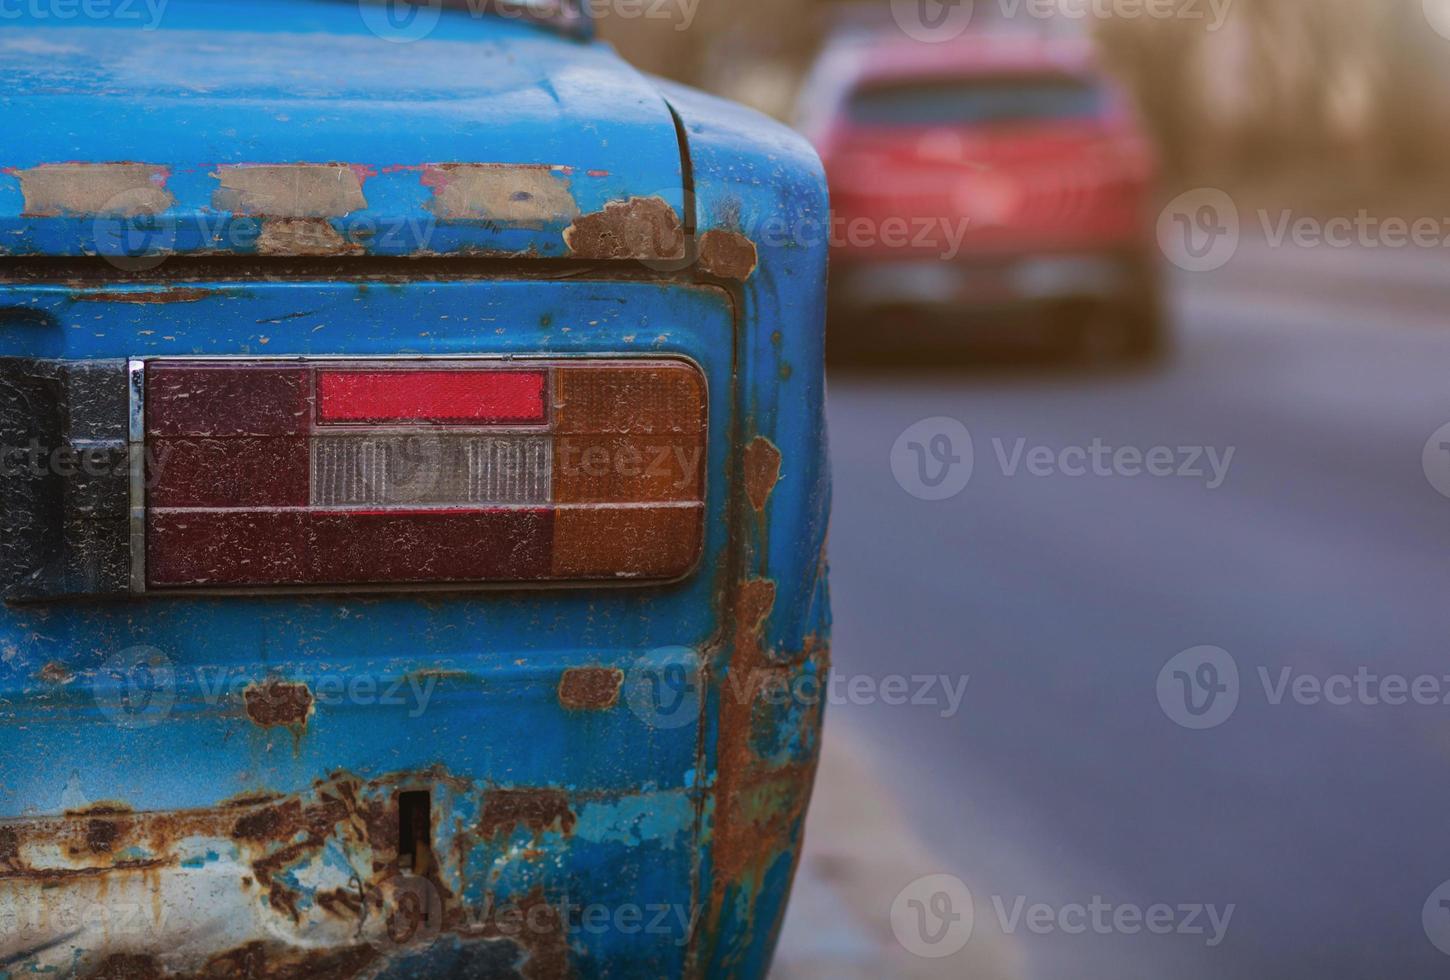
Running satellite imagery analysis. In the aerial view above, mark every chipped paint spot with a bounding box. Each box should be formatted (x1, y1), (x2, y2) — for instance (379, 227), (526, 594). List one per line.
(563, 196), (685, 261)
(698, 229), (759, 281)
(72, 288), (211, 305)
(212, 164), (367, 217)
(243, 680), (315, 730)
(37, 661), (73, 684)
(557, 667), (623, 710)
(572, 792), (694, 850)
(422, 164), (580, 225)
(256, 218), (361, 256)
(15, 163), (173, 217)
(744, 437), (782, 512)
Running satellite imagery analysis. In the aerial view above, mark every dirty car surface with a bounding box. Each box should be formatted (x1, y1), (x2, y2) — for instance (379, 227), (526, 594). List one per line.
(0, 3), (830, 978)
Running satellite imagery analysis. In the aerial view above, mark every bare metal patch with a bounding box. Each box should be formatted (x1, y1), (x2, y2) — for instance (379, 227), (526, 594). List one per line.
(72, 288), (211, 305)
(256, 218), (361, 256)
(243, 680), (314, 730)
(564, 196), (686, 261)
(699, 229), (759, 281)
(557, 667), (624, 710)
(744, 437), (782, 512)
(15, 163), (173, 217)
(422, 164), (580, 225)
(212, 164), (367, 218)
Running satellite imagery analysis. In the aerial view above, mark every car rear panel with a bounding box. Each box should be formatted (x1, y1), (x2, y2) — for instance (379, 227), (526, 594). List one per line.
(0, 277), (735, 976)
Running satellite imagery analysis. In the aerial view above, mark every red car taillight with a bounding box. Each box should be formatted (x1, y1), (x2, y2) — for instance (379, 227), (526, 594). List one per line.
(140, 358), (706, 590)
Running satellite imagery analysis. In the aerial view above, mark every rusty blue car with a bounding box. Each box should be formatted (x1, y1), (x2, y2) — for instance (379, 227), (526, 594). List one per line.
(0, 2), (831, 976)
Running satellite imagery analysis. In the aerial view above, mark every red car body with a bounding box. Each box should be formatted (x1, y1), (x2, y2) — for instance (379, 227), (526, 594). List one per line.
(803, 34), (1163, 358)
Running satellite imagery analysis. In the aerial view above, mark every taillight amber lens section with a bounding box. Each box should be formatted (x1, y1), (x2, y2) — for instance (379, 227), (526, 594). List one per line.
(143, 359), (705, 590)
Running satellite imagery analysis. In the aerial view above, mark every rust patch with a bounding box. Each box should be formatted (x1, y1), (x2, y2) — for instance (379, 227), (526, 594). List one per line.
(508, 889), (570, 980)
(243, 680), (315, 730)
(4, 772), (600, 977)
(702, 578), (822, 957)
(16, 163), (173, 217)
(0, 826), (20, 872)
(422, 164), (580, 225)
(316, 885), (365, 919)
(38, 661), (73, 684)
(458, 886), (570, 980)
(557, 668), (623, 711)
(563, 196), (686, 261)
(65, 802), (134, 817)
(231, 792), (351, 922)
(698, 229), (759, 281)
(0, 857), (164, 882)
(192, 942), (379, 980)
(0, 773), (406, 953)
(232, 800), (302, 842)
(212, 164), (367, 217)
(72, 288), (211, 305)
(221, 791), (287, 809)
(743, 437), (783, 512)
(478, 789), (576, 840)
(85, 819), (121, 854)
(86, 953), (164, 980)
(256, 218), (361, 256)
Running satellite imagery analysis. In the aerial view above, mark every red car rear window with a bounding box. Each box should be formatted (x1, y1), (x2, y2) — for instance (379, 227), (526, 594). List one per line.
(848, 75), (1104, 128)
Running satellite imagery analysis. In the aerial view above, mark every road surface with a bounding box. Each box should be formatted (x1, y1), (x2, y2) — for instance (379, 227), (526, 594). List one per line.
(778, 241), (1450, 979)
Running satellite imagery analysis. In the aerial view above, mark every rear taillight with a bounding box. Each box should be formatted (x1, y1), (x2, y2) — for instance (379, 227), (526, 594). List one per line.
(139, 358), (706, 590)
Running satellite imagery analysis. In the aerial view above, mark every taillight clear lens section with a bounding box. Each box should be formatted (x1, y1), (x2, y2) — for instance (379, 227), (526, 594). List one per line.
(143, 359), (706, 590)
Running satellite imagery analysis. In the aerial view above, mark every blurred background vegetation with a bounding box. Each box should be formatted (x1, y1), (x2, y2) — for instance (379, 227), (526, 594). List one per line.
(598, 0), (1450, 210)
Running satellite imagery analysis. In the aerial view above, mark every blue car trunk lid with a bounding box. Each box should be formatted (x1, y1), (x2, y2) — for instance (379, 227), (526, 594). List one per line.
(0, 0), (688, 263)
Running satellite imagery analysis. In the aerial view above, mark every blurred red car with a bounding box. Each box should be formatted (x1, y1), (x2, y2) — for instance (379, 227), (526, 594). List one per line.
(801, 34), (1164, 361)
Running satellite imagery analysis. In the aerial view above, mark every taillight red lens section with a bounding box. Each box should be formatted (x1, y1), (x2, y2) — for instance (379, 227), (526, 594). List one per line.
(143, 359), (706, 590)
(316, 369), (547, 425)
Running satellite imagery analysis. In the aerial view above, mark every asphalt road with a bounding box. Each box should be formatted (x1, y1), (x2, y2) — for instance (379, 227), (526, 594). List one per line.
(814, 244), (1450, 979)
